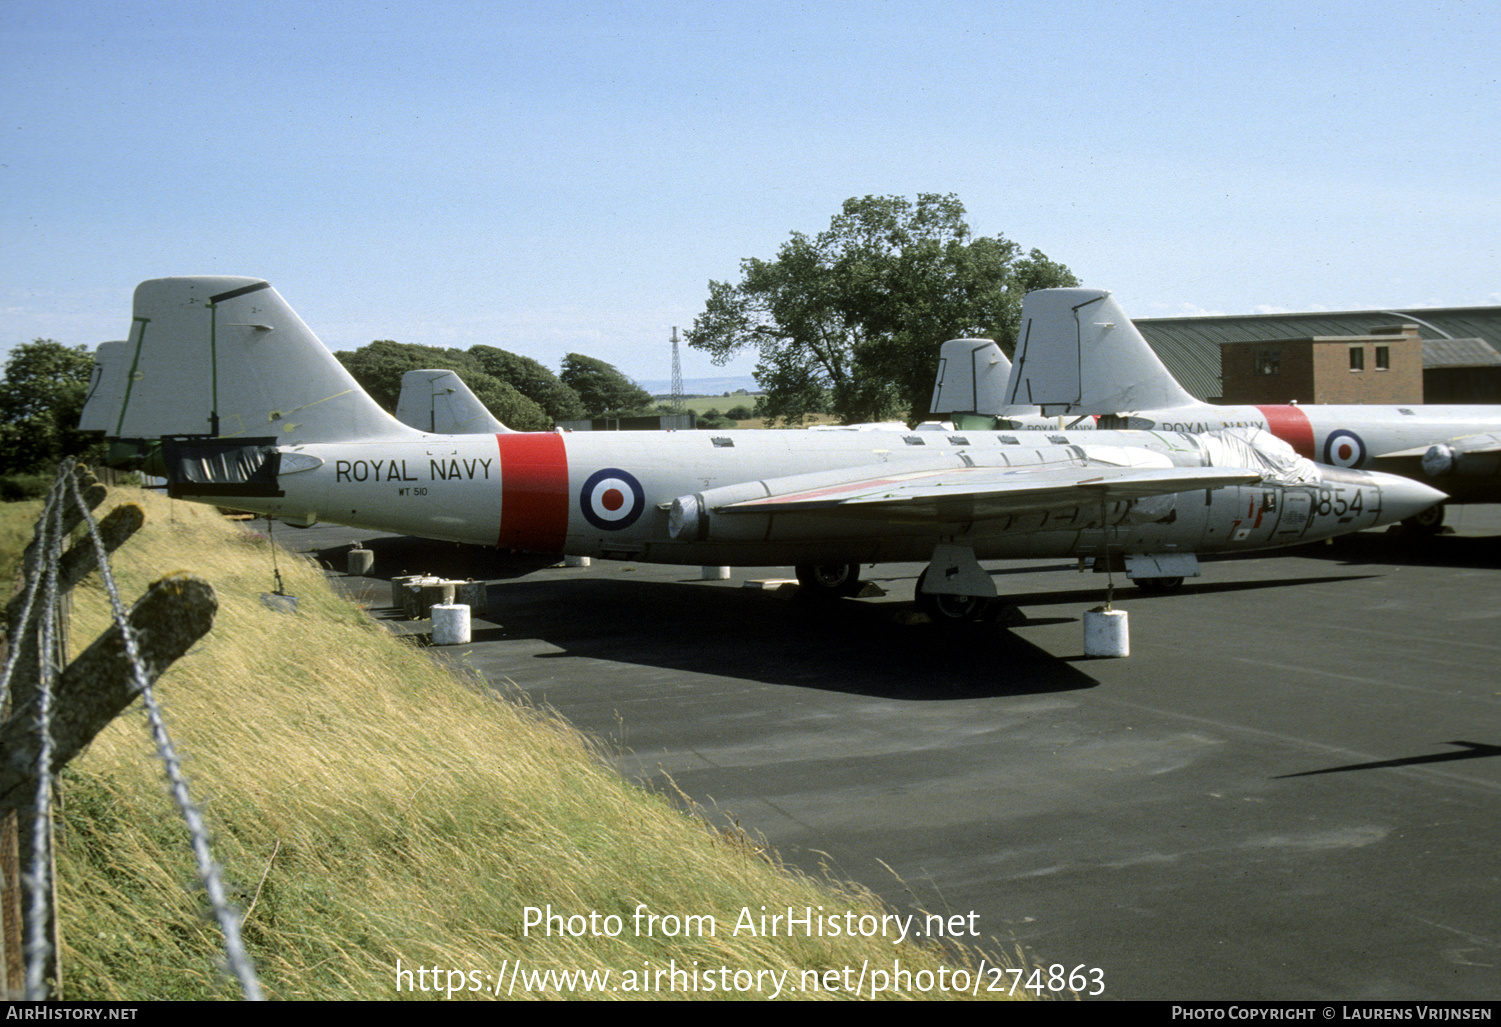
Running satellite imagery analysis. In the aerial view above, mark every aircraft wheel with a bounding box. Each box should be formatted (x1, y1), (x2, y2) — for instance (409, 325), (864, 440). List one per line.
(1401, 502), (1445, 536)
(1135, 576), (1184, 593)
(795, 562), (863, 598)
(914, 569), (987, 622)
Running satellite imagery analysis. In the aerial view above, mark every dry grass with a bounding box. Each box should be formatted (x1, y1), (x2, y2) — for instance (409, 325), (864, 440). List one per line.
(6, 486), (1031, 1000)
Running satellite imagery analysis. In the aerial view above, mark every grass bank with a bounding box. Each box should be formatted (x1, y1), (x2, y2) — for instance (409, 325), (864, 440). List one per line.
(5, 486), (1027, 1000)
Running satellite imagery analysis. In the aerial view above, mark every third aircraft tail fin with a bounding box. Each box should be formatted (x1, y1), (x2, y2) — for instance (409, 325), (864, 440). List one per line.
(395, 369), (511, 434)
(929, 338), (1014, 417)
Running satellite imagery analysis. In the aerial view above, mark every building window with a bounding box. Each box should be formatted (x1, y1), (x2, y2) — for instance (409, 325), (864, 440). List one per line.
(1375, 345), (1390, 370)
(1349, 346), (1365, 371)
(1254, 347), (1281, 375)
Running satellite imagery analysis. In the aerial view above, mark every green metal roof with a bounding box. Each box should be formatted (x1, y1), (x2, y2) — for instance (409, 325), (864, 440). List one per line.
(1134, 307), (1501, 401)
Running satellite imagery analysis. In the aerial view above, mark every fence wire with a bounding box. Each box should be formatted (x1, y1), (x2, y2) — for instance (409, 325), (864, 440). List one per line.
(3, 463), (263, 1000)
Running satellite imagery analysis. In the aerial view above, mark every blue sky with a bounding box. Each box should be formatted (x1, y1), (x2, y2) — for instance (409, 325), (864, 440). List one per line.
(3, 0), (1497, 387)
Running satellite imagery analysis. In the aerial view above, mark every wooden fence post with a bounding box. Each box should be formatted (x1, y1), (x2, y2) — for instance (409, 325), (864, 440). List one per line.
(2, 466), (216, 999)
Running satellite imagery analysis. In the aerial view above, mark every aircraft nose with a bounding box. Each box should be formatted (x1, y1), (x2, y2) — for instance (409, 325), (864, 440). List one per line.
(1375, 473), (1448, 526)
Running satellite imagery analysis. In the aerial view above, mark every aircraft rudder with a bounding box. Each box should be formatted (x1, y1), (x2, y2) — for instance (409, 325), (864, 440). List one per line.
(932, 338), (1008, 416)
(1078, 291), (1198, 411)
(1009, 288), (1198, 414)
(101, 276), (414, 444)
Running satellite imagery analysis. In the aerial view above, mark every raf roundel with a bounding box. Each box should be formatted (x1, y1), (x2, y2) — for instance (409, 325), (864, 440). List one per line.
(580, 467), (646, 531)
(1323, 429), (1366, 468)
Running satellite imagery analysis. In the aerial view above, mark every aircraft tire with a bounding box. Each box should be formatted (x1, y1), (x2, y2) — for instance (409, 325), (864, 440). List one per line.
(914, 569), (987, 623)
(795, 562), (864, 598)
(1401, 502), (1445, 536)
(1134, 576), (1184, 593)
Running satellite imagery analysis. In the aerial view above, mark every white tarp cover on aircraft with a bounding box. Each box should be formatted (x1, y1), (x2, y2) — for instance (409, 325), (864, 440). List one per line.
(1199, 428), (1320, 484)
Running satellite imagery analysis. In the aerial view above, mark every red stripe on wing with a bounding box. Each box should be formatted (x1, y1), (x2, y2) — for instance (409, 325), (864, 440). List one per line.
(731, 470), (948, 507)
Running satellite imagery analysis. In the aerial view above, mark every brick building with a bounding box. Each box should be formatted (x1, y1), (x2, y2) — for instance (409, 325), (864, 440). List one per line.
(1132, 306), (1501, 404)
(1219, 325), (1424, 404)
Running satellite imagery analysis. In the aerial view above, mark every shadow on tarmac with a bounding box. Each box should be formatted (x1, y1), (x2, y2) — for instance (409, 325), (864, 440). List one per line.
(1275, 740), (1501, 778)
(319, 542), (1104, 699)
(301, 531), (1411, 700)
(475, 576), (1100, 700)
(1205, 523), (1501, 572)
(1312, 524), (1501, 570)
(291, 528), (1104, 699)
(996, 574), (1382, 608)
(308, 535), (562, 580)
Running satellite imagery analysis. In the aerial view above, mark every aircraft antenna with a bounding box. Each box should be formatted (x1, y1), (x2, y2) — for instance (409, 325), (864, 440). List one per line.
(670, 326), (683, 413)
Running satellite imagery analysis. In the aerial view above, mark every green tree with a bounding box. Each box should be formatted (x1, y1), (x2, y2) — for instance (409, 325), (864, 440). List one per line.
(687, 194), (1077, 424)
(467, 345), (586, 423)
(0, 339), (101, 475)
(559, 354), (653, 418)
(336, 340), (551, 431)
(458, 371), (551, 430)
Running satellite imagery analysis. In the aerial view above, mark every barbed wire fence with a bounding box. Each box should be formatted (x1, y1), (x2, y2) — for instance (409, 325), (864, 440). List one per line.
(0, 461), (263, 1000)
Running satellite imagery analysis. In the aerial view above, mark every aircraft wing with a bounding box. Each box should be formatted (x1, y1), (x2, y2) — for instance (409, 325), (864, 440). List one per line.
(717, 464), (1260, 524)
(1373, 431), (1501, 480)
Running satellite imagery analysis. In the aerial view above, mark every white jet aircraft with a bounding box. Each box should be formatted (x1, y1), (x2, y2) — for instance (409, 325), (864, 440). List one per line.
(993, 288), (1501, 529)
(80, 277), (1445, 619)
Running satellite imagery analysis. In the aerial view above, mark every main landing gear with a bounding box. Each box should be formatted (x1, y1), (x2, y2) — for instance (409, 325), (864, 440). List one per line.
(914, 568), (988, 623)
(794, 547), (997, 624)
(1133, 576), (1184, 593)
(913, 543), (997, 623)
(794, 562), (865, 598)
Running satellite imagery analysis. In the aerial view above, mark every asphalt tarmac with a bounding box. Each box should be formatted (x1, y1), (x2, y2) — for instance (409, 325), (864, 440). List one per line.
(279, 507), (1501, 1001)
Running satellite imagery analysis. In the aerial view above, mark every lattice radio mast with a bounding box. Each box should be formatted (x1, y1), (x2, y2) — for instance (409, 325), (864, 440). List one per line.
(670, 326), (683, 412)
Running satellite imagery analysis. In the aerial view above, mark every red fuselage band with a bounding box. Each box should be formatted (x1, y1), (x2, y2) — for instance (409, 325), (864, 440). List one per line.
(496, 433), (569, 552)
(1254, 405), (1316, 460)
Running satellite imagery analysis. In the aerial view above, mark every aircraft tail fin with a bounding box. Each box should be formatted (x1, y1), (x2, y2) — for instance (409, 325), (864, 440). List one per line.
(1003, 288), (1198, 415)
(396, 369), (511, 434)
(930, 339), (1015, 416)
(78, 340), (131, 433)
(82, 277), (417, 444)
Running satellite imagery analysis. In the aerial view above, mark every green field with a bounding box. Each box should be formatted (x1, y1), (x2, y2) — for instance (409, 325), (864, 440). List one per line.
(653, 394), (849, 429)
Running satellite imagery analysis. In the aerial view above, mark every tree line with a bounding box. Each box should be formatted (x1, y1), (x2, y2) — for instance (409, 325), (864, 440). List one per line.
(0, 338), (655, 490)
(333, 343), (654, 431)
(0, 340), (102, 496)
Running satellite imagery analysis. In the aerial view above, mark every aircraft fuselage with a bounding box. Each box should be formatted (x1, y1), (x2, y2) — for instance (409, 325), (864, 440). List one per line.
(999, 404), (1501, 504)
(1081, 404), (1501, 504)
(212, 427), (1402, 566)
